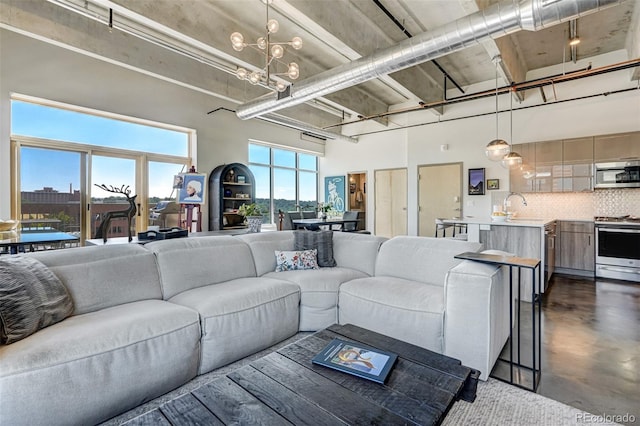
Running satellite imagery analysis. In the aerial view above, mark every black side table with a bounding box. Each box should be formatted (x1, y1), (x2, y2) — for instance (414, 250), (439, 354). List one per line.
(454, 251), (542, 392)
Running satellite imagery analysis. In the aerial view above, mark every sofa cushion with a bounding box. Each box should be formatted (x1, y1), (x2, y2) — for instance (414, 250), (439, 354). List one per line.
(237, 232), (295, 276)
(0, 299), (201, 426)
(264, 267), (368, 331)
(28, 244), (162, 315)
(331, 232), (387, 275)
(294, 230), (336, 267)
(275, 249), (319, 272)
(0, 256), (73, 344)
(339, 276), (446, 352)
(375, 236), (482, 286)
(145, 236), (257, 300)
(169, 277), (300, 374)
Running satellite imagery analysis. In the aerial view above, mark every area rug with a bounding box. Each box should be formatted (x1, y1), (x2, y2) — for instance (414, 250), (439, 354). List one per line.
(101, 333), (619, 426)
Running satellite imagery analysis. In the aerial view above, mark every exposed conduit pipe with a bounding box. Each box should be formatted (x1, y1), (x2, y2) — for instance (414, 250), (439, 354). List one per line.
(348, 86), (639, 137)
(321, 58), (639, 129)
(236, 0), (625, 120)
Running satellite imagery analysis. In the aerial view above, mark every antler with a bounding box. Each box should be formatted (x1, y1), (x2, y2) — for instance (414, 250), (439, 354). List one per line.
(95, 184), (132, 196)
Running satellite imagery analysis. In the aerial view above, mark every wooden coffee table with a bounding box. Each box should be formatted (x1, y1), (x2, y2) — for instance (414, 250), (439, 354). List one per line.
(126, 324), (478, 425)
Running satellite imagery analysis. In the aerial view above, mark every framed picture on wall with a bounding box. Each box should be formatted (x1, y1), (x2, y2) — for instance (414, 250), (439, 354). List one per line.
(487, 179), (500, 190)
(468, 168), (485, 195)
(324, 176), (346, 212)
(178, 173), (206, 204)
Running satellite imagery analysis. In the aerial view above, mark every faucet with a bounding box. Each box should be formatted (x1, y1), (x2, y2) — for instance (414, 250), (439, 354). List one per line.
(503, 192), (528, 213)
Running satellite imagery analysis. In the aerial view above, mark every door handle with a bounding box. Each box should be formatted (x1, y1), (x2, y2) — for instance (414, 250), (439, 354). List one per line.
(137, 203), (141, 217)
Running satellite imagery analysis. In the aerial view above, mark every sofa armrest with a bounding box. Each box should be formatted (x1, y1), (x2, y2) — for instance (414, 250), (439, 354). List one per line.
(443, 259), (510, 380)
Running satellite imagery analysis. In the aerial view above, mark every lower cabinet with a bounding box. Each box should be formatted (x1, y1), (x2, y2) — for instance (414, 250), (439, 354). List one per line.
(556, 221), (595, 273)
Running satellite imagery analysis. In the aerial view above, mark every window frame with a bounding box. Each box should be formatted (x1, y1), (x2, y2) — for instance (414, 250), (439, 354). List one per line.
(248, 141), (319, 224)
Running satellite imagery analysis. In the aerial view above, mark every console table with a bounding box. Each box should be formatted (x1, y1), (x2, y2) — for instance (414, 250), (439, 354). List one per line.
(454, 251), (542, 392)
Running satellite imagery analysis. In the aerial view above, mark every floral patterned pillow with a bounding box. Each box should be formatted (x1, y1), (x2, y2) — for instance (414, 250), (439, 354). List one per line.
(274, 249), (319, 272)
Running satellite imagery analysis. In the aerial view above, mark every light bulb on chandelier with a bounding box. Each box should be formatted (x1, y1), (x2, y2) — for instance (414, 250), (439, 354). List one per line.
(230, 3), (302, 93)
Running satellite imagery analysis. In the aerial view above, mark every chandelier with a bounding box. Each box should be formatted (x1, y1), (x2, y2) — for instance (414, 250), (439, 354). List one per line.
(230, 2), (302, 93)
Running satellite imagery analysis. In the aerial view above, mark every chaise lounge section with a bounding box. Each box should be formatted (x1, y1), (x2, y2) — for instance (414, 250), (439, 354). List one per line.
(0, 231), (510, 425)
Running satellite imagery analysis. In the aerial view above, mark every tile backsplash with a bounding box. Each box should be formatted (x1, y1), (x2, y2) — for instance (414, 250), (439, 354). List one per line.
(491, 189), (640, 219)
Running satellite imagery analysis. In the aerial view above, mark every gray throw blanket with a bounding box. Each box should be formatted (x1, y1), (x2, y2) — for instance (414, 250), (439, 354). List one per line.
(0, 256), (74, 344)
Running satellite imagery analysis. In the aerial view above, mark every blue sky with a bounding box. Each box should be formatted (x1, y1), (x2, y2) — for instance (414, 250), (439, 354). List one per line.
(12, 100), (188, 198)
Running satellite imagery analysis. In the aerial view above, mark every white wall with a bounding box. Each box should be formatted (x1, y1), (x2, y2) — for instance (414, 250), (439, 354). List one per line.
(320, 124), (408, 230)
(325, 50), (640, 235)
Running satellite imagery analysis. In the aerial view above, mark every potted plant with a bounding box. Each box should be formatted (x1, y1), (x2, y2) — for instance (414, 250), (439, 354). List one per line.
(238, 203), (264, 233)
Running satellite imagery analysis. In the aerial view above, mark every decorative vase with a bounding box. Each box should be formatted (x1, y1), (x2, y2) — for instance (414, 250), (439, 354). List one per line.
(246, 216), (262, 233)
(318, 212), (327, 220)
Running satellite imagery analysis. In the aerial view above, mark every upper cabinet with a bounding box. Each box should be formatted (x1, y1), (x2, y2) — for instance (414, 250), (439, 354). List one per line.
(510, 143), (535, 193)
(594, 132), (640, 162)
(534, 140), (563, 192)
(511, 137), (594, 193)
(561, 137), (594, 192)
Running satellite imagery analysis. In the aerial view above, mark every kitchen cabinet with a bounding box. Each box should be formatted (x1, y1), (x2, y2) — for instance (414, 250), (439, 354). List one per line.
(209, 163), (255, 231)
(509, 143), (536, 193)
(479, 224), (543, 301)
(561, 137), (594, 192)
(556, 221), (595, 273)
(510, 137), (595, 193)
(594, 132), (640, 162)
(534, 140), (563, 192)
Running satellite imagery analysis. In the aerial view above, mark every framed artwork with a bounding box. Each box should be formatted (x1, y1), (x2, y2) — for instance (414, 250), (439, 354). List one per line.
(324, 176), (346, 212)
(487, 179), (500, 190)
(468, 168), (485, 195)
(178, 173), (206, 204)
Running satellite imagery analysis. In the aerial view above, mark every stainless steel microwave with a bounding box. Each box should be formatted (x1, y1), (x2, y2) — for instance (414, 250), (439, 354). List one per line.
(595, 160), (640, 189)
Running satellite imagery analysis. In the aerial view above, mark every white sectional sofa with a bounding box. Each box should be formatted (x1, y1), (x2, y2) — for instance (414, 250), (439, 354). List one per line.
(0, 231), (510, 425)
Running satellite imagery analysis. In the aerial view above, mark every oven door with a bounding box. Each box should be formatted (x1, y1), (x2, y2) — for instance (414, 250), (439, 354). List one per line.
(595, 163), (640, 188)
(596, 226), (640, 267)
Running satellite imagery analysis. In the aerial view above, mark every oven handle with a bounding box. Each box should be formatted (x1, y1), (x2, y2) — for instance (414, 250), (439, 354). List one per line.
(598, 266), (640, 275)
(597, 227), (640, 234)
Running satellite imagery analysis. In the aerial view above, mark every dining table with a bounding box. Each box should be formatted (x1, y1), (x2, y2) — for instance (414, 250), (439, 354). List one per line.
(0, 231), (80, 254)
(292, 217), (359, 231)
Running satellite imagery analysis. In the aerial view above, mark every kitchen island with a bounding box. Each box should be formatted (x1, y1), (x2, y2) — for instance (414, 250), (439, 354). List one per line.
(443, 217), (554, 301)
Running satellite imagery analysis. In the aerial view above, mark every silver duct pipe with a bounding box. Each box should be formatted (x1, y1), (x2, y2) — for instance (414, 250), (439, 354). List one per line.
(258, 113), (359, 143)
(236, 0), (624, 121)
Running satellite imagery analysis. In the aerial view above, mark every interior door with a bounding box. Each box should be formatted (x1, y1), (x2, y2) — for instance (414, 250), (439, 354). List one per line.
(418, 163), (462, 237)
(375, 168), (407, 238)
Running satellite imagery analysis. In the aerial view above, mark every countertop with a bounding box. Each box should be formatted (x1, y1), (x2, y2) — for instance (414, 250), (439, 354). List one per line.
(443, 217), (555, 227)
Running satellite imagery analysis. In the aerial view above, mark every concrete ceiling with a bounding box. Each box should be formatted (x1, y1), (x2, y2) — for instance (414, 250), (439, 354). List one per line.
(1, 0), (638, 135)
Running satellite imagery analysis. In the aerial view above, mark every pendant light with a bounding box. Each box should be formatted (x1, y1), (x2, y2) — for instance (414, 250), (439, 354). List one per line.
(501, 87), (523, 169)
(485, 56), (510, 161)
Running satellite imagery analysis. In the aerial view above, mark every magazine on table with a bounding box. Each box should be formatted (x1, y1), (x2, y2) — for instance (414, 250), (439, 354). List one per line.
(311, 338), (398, 384)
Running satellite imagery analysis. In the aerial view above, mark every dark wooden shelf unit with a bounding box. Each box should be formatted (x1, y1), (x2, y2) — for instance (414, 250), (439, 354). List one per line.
(209, 163), (255, 231)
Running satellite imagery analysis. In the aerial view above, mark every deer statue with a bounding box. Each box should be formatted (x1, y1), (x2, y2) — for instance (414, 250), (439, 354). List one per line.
(93, 184), (138, 243)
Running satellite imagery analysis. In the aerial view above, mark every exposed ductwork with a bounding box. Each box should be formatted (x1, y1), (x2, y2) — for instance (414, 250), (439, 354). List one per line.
(236, 0), (625, 121)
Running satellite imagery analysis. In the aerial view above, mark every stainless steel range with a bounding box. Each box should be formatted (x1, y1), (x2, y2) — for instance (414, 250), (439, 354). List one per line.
(594, 215), (640, 282)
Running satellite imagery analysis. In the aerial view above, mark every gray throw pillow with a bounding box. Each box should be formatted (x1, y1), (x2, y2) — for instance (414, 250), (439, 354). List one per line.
(0, 256), (74, 345)
(294, 230), (337, 267)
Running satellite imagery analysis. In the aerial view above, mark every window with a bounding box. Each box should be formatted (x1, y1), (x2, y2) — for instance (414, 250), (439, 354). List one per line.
(11, 95), (193, 242)
(248, 142), (318, 224)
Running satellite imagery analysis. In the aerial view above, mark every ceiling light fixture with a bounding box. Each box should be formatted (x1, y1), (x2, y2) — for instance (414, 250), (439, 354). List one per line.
(501, 87), (523, 169)
(485, 55), (511, 161)
(230, 1), (302, 92)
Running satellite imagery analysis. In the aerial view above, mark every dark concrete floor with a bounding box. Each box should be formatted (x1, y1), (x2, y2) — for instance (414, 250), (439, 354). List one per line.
(536, 274), (639, 424)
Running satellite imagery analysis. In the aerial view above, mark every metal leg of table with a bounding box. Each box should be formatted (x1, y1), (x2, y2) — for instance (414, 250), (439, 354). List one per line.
(495, 263), (542, 392)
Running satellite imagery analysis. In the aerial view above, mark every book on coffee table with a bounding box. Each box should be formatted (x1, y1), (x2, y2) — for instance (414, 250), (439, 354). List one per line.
(312, 338), (398, 384)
